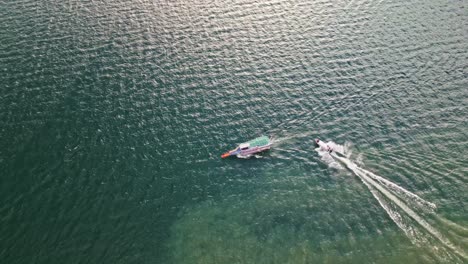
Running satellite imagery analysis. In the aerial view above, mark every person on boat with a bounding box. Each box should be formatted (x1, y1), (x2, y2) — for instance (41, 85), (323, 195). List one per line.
(315, 138), (332, 152)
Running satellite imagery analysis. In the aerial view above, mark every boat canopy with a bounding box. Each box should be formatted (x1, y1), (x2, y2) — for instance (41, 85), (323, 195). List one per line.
(221, 135), (270, 158)
(239, 143), (250, 150)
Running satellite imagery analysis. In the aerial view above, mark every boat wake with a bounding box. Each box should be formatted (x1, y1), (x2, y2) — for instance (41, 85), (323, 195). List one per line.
(270, 135), (297, 146)
(316, 142), (467, 261)
(236, 154), (263, 159)
(315, 141), (350, 170)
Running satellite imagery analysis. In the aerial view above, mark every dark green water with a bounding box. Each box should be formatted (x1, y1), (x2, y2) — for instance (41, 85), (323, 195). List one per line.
(1, 0), (467, 263)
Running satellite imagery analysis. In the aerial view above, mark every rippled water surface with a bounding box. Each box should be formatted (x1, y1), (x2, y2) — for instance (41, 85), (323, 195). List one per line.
(1, 0), (467, 263)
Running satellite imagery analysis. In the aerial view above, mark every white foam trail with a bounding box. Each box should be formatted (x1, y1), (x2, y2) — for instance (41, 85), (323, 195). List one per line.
(318, 141), (435, 211)
(356, 166), (437, 212)
(332, 153), (467, 260)
(316, 148), (343, 170)
(359, 175), (418, 240)
(326, 141), (346, 155)
(314, 141), (349, 170)
(236, 154), (263, 159)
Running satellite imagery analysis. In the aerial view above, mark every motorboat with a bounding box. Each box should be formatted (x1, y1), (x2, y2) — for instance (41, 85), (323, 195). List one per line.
(315, 138), (333, 152)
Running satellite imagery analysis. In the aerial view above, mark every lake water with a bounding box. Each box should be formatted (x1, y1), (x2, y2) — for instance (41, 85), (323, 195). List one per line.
(0, 0), (467, 263)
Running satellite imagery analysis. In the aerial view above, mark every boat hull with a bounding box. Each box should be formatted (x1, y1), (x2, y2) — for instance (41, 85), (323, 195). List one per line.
(237, 144), (271, 156)
(221, 136), (271, 158)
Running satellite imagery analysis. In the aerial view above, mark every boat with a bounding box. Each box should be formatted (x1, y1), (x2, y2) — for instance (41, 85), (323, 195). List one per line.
(315, 138), (333, 152)
(221, 136), (272, 158)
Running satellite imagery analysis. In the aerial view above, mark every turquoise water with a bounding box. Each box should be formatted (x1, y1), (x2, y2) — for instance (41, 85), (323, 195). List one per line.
(0, 0), (467, 263)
